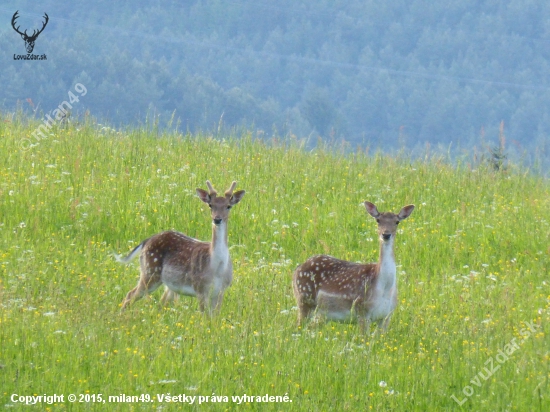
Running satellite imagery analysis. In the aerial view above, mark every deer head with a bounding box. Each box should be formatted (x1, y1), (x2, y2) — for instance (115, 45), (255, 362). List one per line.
(364, 201), (415, 242)
(12, 11), (49, 54)
(196, 181), (245, 226)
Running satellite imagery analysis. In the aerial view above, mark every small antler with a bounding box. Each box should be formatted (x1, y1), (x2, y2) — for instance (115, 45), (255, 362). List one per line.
(11, 11), (24, 36)
(30, 13), (49, 40)
(206, 180), (217, 196)
(225, 181), (237, 198)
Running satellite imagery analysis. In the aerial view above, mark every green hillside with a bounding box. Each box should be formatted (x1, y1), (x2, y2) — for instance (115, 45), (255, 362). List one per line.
(1, 115), (549, 410)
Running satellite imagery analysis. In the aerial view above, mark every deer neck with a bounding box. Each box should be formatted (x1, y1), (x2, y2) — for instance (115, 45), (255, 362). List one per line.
(210, 221), (229, 268)
(376, 239), (396, 291)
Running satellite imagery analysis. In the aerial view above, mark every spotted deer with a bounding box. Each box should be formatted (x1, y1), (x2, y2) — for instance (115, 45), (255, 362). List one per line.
(117, 181), (245, 313)
(292, 201), (414, 332)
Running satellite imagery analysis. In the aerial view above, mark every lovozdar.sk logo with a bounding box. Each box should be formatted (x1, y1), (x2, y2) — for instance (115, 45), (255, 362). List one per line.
(11, 10), (48, 60)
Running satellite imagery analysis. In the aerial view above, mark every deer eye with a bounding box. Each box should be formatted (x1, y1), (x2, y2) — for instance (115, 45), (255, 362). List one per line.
(396, 221), (400, 225)
(208, 204), (212, 209)
(227, 205), (232, 210)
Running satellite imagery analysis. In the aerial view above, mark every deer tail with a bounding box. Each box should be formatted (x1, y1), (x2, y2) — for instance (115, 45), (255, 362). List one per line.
(114, 238), (149, 263)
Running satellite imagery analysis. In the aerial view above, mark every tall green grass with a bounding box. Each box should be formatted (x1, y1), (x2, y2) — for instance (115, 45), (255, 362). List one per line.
(1, 114), (549, 411)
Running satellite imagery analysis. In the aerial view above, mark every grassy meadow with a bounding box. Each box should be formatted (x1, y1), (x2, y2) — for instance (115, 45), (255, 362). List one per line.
(1, 114), (549, 411)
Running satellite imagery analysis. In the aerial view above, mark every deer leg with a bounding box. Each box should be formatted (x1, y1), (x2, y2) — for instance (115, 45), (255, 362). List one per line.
(160, 288), (177, 305)
(296, 297), (316, 326)
(196, 292), (208, 313)
(300, 304), (315, 325)
(378, 315), (392, 334)
(199, 284), (224, 316)
(122, 279), (157, 309)
(121, 267), (162, 310)
(209, 291), (224, 315)
(359, 317), (371, 334)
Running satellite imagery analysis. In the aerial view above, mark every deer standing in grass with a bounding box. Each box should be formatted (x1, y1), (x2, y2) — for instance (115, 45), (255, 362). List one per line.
(292, 201), (414, 332)
(117, 181), (245, 314)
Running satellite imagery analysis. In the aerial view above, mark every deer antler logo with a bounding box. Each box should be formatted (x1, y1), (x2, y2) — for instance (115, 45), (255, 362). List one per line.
(12, 11), (49, 54)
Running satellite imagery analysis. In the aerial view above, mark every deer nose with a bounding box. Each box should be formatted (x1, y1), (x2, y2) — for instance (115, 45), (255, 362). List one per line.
(382, 233), (392, 241)
(213, 218), (222, 225)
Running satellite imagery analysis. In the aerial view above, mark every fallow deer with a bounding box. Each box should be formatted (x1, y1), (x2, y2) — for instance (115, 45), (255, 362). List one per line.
(117, 181), (245, 314)
(292, 201), (414, 332)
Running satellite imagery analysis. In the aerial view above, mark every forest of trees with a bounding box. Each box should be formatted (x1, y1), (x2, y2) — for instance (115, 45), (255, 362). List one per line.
(1, 0), (550, 169)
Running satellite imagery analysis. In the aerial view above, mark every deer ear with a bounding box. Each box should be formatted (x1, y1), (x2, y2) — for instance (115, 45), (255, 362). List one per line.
(229, 190), (245, 206)
(398, 205), (415, 220)
(364, 201), (380, 218)
(196, 188), (211, 204)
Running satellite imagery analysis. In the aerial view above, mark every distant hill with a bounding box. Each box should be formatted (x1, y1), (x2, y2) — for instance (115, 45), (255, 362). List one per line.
(1, 0), (549, 169)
